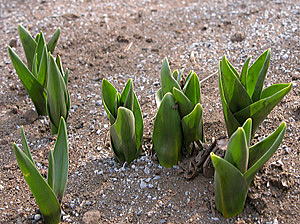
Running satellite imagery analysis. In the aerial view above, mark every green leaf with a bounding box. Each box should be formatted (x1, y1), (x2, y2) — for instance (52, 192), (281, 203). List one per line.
(54, 56), (70, 118)
(13, 144), (61, 224)
(20, 127), (34, 164)
(219, 57), (252, 113)
(55, 55), (64, 77)
(35, 33), (41, 43)
(233, 83), (292, 134)
(132, 92), (144, 150)
(36, 35), (48, 86)
(224, 128), (249, 173)
(8, 47), (47, 116)
(64, 69), (69, 87)
(32, 53), (38, 77)
(160, 58), (181, 95)
(47, 149), (55, 189)
(218, 75), (241, 137)
(37, 46), (48, 87)
(260, 83), (291, 99)
(241, 118), (252, 146)
(18, 25), (37, 71)
(181, 103), (204, 146)
(35, 33), (46, 68)
(47, 28), (61, 53)
(172, 69), (179, 82)
(152, 93), (182, 168)
(245, 122), (286, 185)
(52, 118), (69, 201)
(110, 136), (125, 163)
(46, 54), (69, 134)
(102, 79), (118, 124)
(110, 107), (138, 164)
(172, 87), (194, 117)
(211, 153), (248, 218)
(182, 72), (201, 105)
(120, 79), (134, 111)
(240, 57), (251, 88)
(247, 49), (271, 101)
(155, 88), (163, 108)
(226, 58), (240, 78)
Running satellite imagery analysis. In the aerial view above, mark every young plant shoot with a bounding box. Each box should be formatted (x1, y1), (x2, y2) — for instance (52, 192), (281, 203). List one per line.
(153, 58), (204, 168)
(219, 49), (292, 137)
(13, 117), (68, 224)
(46, 54), (70, 134)
(102, 79), (143, 164)
(8, 25), (61, 116)
(211, 118), (286, 218)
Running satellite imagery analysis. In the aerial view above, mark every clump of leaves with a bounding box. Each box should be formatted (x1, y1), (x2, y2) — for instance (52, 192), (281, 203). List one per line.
(210, 118), (286, 218)
(102, 79), (143, 164)
(8, 25), (70, 134)
(13, 117), (68, 224)
(46, 54), (70, 134)
(8, 25), (60, 116)
(152, 58), (204, 168)
(219, 49), (291, 137)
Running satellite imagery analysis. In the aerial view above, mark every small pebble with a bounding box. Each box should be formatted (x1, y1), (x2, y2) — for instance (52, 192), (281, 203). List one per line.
(34, 214), (41, 221)
(140, 180), (147, 189)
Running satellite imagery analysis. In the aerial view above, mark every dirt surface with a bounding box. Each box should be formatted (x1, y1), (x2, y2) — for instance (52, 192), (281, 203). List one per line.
(0, 0), (300, 223)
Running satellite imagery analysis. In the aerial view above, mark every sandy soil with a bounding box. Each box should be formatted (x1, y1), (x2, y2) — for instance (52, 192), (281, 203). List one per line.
(0, 0), (299, 223)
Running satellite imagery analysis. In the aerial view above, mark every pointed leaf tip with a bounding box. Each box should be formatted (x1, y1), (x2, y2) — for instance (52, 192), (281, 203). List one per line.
(52, 116), (69, 201)
(160, 58), (181, 95)
(224, 127), (249, 173)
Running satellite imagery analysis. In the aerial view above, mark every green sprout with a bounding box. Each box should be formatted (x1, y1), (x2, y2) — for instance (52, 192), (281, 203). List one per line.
(8, 25), (61, 116)
(8, 25), (70, 134)
(219, 49), (292, 137)
(152, 58), (204, 168)
(102, 79), (143, 164)
(13, 117), (69, 224)
(46, 54), (70, 134)
(210, 118), (286, 218)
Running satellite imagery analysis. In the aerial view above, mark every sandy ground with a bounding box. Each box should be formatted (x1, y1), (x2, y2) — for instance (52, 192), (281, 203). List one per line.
(0, 0), (299, 223)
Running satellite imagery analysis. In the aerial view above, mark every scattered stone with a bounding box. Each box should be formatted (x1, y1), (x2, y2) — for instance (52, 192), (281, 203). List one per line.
(10, 106), (19, 114)
(75, 122), (84, 129)
(95, 100), (102, 106)
(145, 38), (153, 43)
(23, 109), (39, 124)
(140, 179), (147, 189)
(9, 39), (17, 48)
(153, 175), (161, 180)
(116, 35), (129, 43)
(160, 219), (167, 223)
(33, 214), (41, 221)
(63, 214), (71, 222)
(281, 54), (289, 60)
(153, 81), (160, 87)
(144, 166), (151, 175)
(235, 220), (246, 224)
(230, 32), (245, 42)
(145, 177), (151, 183)
(82, 210), (102, 224)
